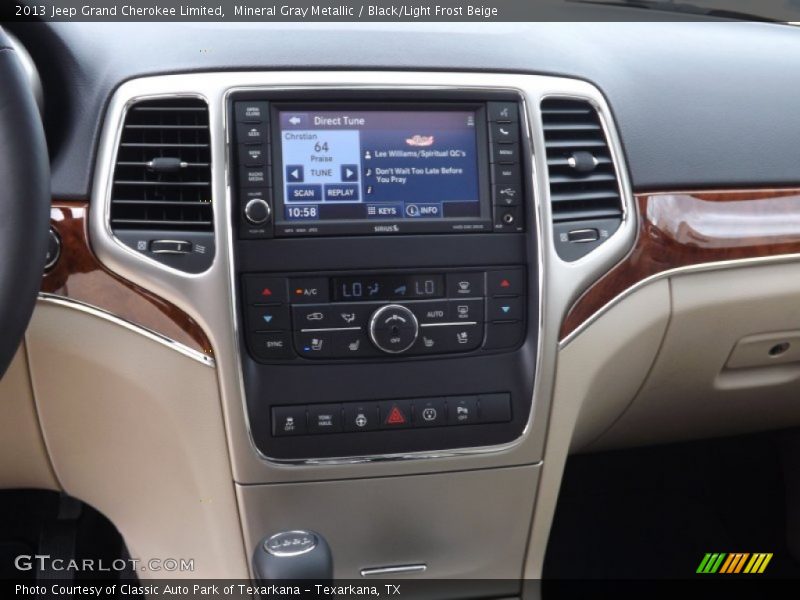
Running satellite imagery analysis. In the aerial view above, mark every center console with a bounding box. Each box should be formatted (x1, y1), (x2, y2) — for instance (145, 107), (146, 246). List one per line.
(230, 89), (537, 461)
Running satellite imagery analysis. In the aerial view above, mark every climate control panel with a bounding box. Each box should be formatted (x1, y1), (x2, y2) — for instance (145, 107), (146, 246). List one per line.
(242, 267), (526, 363)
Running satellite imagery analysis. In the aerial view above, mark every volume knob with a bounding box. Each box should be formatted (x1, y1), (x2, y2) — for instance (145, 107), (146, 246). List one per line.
(245, 198), (271, 225)
(368, 304), (419, 354)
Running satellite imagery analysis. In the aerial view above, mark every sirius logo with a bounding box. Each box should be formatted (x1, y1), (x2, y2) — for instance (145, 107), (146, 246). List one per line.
(373, 225), (400, 233)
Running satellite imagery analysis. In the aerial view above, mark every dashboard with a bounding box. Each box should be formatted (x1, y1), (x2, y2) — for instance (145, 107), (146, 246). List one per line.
(6, 18), (800, 587)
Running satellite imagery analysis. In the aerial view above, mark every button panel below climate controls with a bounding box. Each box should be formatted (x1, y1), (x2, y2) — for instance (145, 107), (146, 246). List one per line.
(242, 268), (526, 361)
(272, 393), (512, 437)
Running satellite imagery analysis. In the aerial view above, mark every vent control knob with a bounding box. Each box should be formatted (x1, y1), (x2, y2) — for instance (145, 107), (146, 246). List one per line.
(245, 198), (271, 226)
(368, 304), (419, 354)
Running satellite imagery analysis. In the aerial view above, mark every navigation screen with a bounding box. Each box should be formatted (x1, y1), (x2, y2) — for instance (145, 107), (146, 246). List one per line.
(276, 109), (482, 226)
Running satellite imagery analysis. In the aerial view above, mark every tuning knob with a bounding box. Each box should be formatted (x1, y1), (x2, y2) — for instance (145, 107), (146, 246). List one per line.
(244, 198), (271, 225)
(368, 304), (419, 354)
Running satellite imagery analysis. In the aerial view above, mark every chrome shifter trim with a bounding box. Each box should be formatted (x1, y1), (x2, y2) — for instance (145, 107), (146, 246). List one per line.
(89, 72), (635, 480)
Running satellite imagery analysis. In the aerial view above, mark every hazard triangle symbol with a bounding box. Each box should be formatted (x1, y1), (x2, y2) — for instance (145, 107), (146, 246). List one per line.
(385, 406), (407, 425)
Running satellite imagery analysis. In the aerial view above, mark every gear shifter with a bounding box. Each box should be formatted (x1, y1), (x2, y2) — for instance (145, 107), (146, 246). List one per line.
(253, 530), (333, 582)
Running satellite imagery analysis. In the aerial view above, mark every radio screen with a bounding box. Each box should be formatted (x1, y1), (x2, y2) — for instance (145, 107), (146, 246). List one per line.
(276, 109), (482, 227)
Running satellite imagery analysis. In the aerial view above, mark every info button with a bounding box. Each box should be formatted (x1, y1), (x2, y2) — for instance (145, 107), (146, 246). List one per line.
(405, 203), (441, 218)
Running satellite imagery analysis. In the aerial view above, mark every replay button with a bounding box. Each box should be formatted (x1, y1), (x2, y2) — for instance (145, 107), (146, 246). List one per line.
(264, 531), (318, 557)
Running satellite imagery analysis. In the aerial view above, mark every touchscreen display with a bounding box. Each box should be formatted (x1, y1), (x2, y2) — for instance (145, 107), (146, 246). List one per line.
(276, 109), (481, 224)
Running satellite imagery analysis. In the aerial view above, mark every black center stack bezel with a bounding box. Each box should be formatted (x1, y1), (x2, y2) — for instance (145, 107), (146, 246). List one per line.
(228, 88), (538, 461)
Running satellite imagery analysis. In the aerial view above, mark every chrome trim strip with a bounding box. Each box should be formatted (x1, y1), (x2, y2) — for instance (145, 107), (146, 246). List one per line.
(37, 293), (215, 368)
(88, 72), (630, 477)
(361, 564), (427, 577)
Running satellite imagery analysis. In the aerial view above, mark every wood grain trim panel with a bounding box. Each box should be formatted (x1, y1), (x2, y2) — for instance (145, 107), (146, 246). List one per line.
(561, 189), (800, 340)
(43, 200), (213, 356)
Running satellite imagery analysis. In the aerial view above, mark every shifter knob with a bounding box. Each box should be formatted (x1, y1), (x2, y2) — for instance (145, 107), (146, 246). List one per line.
(253, 530), (333, 582)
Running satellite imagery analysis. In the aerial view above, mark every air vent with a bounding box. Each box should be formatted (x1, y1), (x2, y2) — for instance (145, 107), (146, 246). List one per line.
(108, 98), (214, 272)
(541, 97), (623, 261)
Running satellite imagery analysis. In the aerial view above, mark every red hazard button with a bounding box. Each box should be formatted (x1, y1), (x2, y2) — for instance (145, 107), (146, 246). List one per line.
(380, 400), (412, 429)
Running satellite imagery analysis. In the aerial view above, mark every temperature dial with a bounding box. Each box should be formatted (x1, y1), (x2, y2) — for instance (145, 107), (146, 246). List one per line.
(368, 304), (419, 354)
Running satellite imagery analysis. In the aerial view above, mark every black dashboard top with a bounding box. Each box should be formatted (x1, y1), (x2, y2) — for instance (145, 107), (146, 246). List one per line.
(11, 19), (800, 198)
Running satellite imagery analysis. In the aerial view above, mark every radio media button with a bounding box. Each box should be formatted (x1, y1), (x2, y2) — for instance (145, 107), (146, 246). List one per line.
(329, 303), (372, 328)
(290, 278), (330, 304)
(487, 296), (523, 322)
(445, 272), (485, 298)
(488, 102), (518, 123)
(235, 101), (268, 123)
(343, 402), (379, 432)
(294, 331), (333, 358)
(479, 394), (512, 423)
(444, 323), (483, 352)
(248, 305), (291, 332)
(447, 396), (479, 425)
(308, 404), (342, 433)
(491, 143), (519, 164)
(241, 166), (270, 188)
(493, 184), (522, 207)
(414, 398), (447, 427)
(487, 269), (525, 296)
(410, 300), (449, 324)
(292, 305), (333, 329)
(379, 400), (413, 429)
(329, 331), (379, 358)
(244, 276), (288, 305)
(449, 298), (484, 323)
(490, 122), (518, 144)
(484, 321), (525, 350)
(237, 122), (268, 144)
(239, 144), (267, 167)
(249, 331), (294, 360)
(272, 405), (307, 436)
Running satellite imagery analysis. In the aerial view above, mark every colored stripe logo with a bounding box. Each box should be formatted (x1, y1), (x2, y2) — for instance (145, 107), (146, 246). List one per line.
(697, 552), (772, 574)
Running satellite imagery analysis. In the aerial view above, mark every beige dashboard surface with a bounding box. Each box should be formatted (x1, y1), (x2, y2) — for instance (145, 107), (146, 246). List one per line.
(25, 300), (248, 579)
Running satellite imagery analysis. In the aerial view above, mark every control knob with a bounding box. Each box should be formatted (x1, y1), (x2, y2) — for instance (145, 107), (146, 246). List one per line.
(368, 304), (419, 354)
(244, 197), (271, 226)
